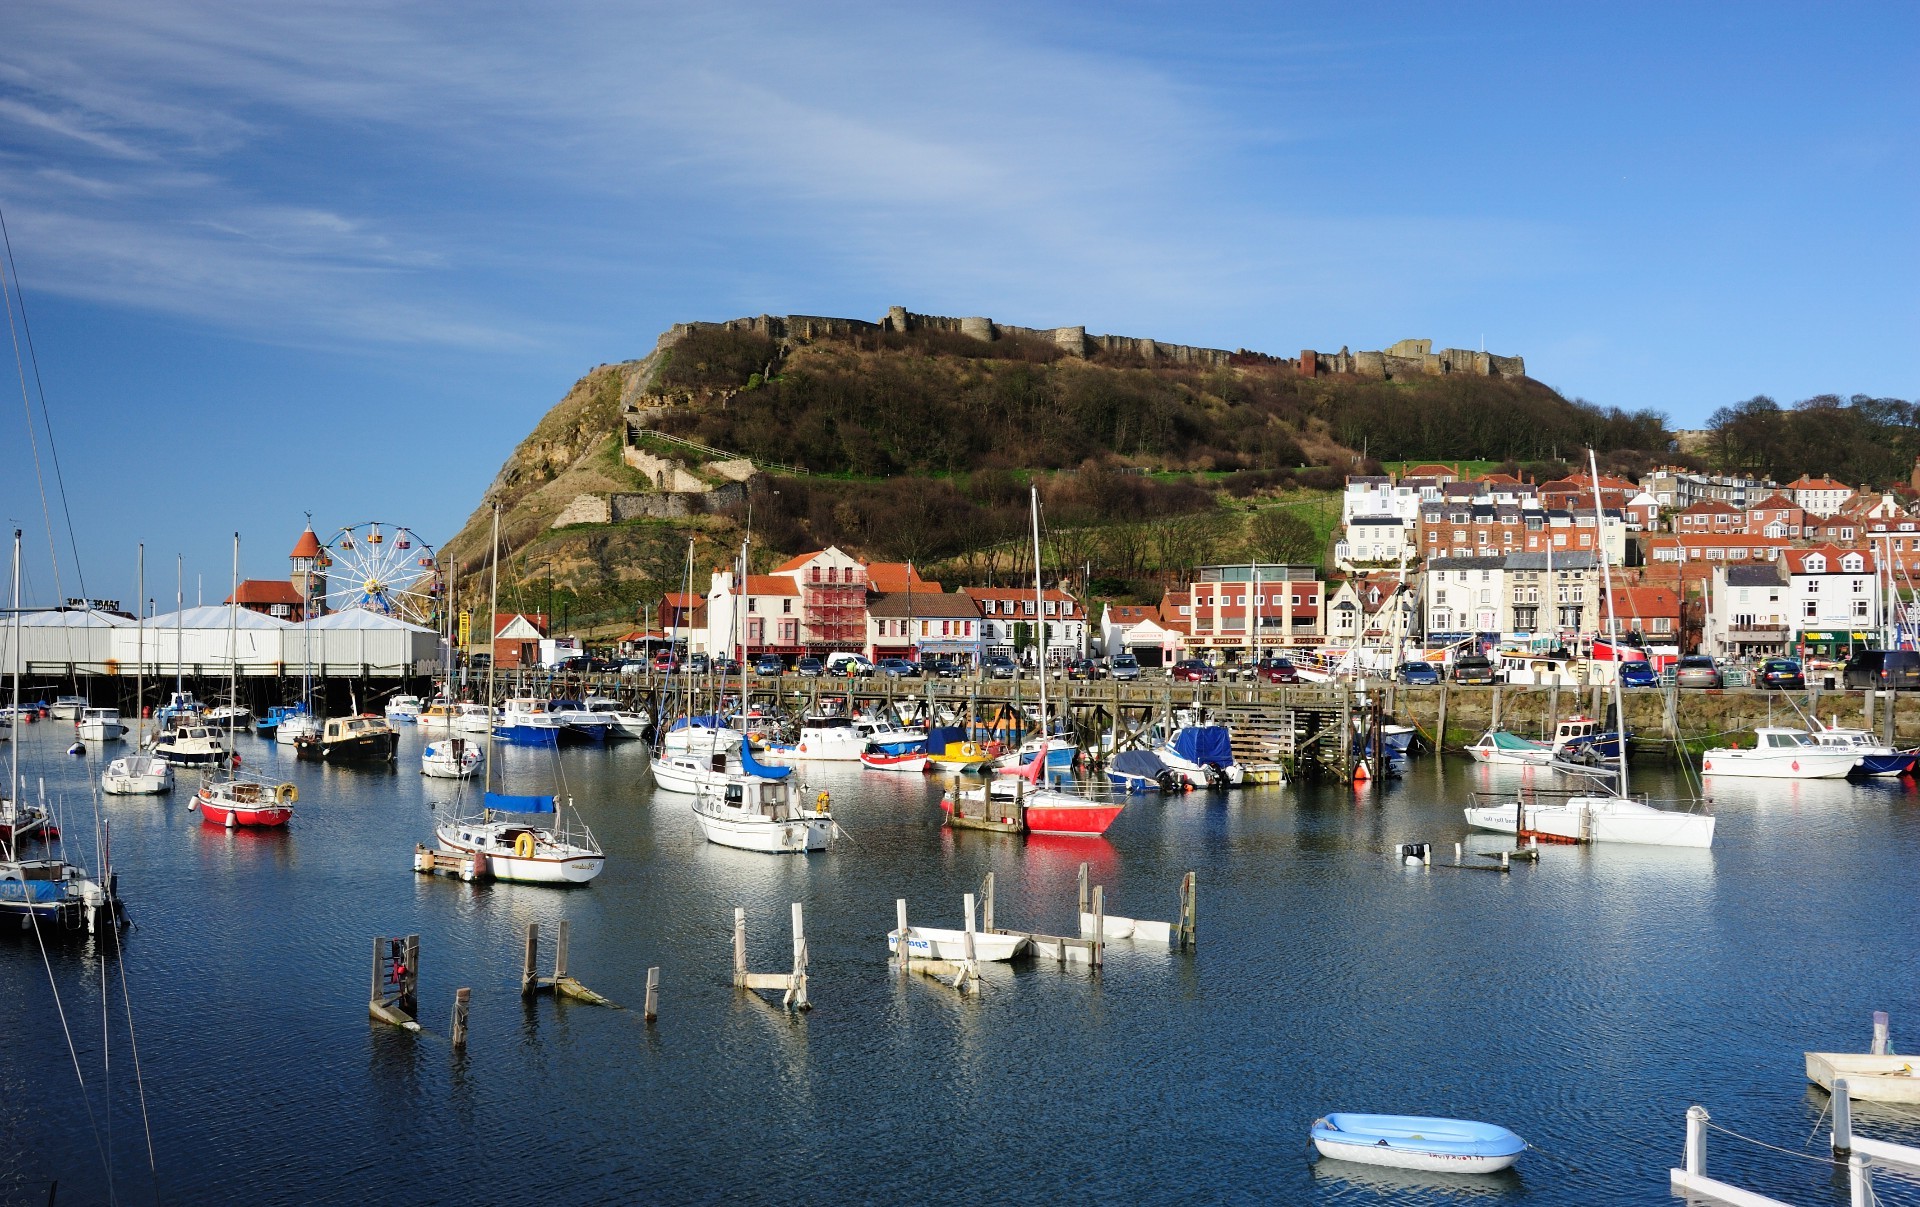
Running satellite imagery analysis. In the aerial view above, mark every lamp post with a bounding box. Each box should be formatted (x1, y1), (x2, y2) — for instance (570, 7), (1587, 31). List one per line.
(528, 560), (553, 633)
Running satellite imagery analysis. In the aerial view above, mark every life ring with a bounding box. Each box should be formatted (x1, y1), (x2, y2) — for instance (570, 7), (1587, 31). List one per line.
(514, 832), (536, 859)
(277, 783), (298, 805)
(815, 790), (831, 814)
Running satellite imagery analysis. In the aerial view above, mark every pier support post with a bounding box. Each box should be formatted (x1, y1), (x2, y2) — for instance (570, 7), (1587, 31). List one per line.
(1873, 1011), (1891, 1055)
(1832, 1078), (1853, 1158)
(451, 987), (470, 1049)
(521, 923), (539, 997)
(980, 872), (995, 933)
(1437, 681), (1449, 751)
(896, 898), (911, 976)
(1078, 862), (1089, 914)
(786, 902), (809, 1011)
(1177, 871), (1197, 951)
(732, 908), (747, 989)
(1491, 686), (1503, 732)
(1684, 1104), (1707, 1177)
(555, 919), (570, 983)
(644, 968), (659, 1024)
(369, 934), (421, 1030)
(1091, 884), (1104, 970)
(1850, 1153), (1872, 1207)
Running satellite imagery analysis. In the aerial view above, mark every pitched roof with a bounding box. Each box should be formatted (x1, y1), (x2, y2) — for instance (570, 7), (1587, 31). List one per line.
(289, 526), (322, 559)
(492, 612), (547, 638)
(226, 579), (303, 606)
(1723, 564), (1784, 587)
(865, 563), (938, 593)
(1788, 476), (1851, 491)
(867, 591), (979, 619)
(1784, 544), (1874, 574)
(1105, 604), (1160, 624)
(770, 550), (823, 573)
(1505, 551), (1599, 570)
(1746, 493), (1799, 511)
(1680, 499), (1741, 515)
(1605, 585), (1681, 616)
(960, 586), (1081, 609)
(728, 575), (800, 596)
(1425, 556), (1507, 570)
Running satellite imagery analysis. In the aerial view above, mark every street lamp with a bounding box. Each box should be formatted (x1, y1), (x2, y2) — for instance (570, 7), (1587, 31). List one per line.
(528, 560), (553, 632)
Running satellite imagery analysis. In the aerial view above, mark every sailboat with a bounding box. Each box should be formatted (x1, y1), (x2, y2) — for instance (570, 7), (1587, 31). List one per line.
(1463, 453), (1715, 849)
(683, 536), (834, 853)
(432, 505), (604, 884)
(152, 555), (230, 767)
(0, 529), (122, 932)
(189, 535), (297, 829)
(103, 545), (172, 795)
(276, 557), (322, 746)
(942, 488), (1124, 838)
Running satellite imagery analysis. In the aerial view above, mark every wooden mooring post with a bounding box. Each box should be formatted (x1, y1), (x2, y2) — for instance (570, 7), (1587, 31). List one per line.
(644, 967), (660, 1024)
(450, 987), (470, 1049)
(1177, 871), (1197, 951)
(369, 934), (421, 1031)
(520, 920), (621, 1007)
(733, 904), (811, 1011)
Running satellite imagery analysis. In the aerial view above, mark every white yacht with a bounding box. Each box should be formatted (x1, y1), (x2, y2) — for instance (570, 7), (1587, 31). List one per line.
(102, 753), (173, 795)
(421, 737), (482, 779)
(78, 707), (128, 742)
(691, 775), (834, 854)
(1700, 727), (1859, 779)
(758, 715), (867, 762)
(583, 696), (650, 739)
(385, 694), (424, 723)
(153, 718), (229, 766)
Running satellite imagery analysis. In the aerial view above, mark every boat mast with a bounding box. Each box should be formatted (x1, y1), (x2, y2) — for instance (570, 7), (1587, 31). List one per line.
(134, 543), (144, 748)
(174, 554), (183, 706)
(1588, 450), (1629, 792)
(484, 504), (500, 803)
(1031, 486), (1048, 742)
(9, 530), (21, 849)
(226, 532), (239, 755)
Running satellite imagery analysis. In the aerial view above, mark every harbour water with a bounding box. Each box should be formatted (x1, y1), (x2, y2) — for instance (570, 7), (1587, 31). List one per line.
(3, 722), (1917, 1204)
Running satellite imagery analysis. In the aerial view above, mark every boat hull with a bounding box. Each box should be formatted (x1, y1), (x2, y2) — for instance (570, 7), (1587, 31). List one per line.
(193, 787), (293, 828)
(295, 731), (399, 763)
(691, 801), (833, 853)
(1805, 1052), (1920, 1103)
(1464, 797), (1715, 848)
(860, 752), (928, 772)
(78, 721), (127, 741)
(1023, 800), (1125, 837)
(1699, 750), (1856, 778)
(887, 927), (1029, 962)
(1310, 1114), (1525, 1175)
(435, 825), (604, 884)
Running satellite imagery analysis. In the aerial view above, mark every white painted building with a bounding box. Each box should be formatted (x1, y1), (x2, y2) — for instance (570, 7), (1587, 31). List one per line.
(1703, 563), (1790, 658)
(1422, 556), (1507, 638)
(1784, 544), (1879, 632)
(1335, 516), (1416, 569)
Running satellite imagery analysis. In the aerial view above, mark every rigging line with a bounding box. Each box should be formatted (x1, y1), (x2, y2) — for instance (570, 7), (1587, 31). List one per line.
(0, 210), (79, 680)
(21, 877), (116, 1204)
(0, 202), (87, 602)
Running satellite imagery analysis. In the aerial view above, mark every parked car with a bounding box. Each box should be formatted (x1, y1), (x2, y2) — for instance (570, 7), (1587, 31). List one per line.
(795, 656), (824, 677)
(1755, 658), (1805, 690)
(1107, 653), (1142, 682)
(753, 654), (786, 676)
(1065, 657), (1105, 681)
(652, 650), (678, 672)
(1844, 649), (1920, 691)
(984, 655), (1020, 680)
(1395, 661), (1442, 685)
(878, 657), (920, 678)
(1255, 656), (1299, 684)
(1617, 660), (1660, 689)
(1171, 659), (1218, 683)
(926, 657), (964, 679)
(826, 652), (874, 677)
(711, 657), (741, 678)
(1674, 655), (1721, 689)
(614, 657), (648, 675)
(1451, 654), (1498, 684)
(687, 653), (711, 676)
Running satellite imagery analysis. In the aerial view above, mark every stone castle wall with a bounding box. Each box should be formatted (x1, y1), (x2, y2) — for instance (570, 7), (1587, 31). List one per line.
(552, 480), (748, 529)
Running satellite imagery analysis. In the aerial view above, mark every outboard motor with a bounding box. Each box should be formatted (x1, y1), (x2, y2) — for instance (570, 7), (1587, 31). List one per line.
(1203, 762), (1229, 789)
(1155, 769), (1180, 794)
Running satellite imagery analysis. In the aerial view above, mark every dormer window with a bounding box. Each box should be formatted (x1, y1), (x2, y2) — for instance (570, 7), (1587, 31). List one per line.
(1804, 555), (1826, 573)
(1842, 554), (1863, 572)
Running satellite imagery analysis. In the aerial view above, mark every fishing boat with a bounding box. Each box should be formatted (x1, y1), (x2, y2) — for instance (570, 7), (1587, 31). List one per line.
(690, 773), (834, 853)
(1155, 725), (1244, 788)
(1380, 723), (1416, 758)
(255, 703), (309, 738)
(295, 714), (399, 763)
(384, 694), (423, 723)
(77, 706), (127, 742)
(206, 703), (251, 727)
(431, 505), (605, 886)
(859, 738), (929, 772)
(1547, 714), (1627, 761)
(1808, 721), (1916, 778)
(927, 727), (995, 773)
(101, 752), (173, 795)
(421, 737), (482, 779)
(1108, 749), (1176, 794)
(1309, 1114), (1526, 1174)
(49, 695), (87, 721)
(153, 717), (229, 767)
(191, 774), (297, 828)
(417, 700), (461, 734)
(495, 697), (567, 745)
(1700, 727), (1857, 779)
(1464, 730), (1552, 765)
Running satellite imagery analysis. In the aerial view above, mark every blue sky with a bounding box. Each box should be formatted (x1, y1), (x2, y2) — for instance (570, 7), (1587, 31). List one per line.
(0, 1), (1913, 602)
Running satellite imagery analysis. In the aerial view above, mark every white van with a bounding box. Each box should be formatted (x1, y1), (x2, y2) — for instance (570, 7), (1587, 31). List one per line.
(824, 652), (875, 677)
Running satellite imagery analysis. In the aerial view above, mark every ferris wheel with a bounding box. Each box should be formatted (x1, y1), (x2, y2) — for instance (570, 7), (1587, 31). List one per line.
(315, 521), (440, 625)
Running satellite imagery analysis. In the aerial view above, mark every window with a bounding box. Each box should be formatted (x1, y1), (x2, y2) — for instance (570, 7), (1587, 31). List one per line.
(1854, 600), (1869, 618)
(747, 598), (757, 612)
(1045, 601), (1056, 615)
(964, 622), (972, 636)
(783, 599), (792, 613)
(1805, 600), (1818, 618)
(942, 621), (951, 636)
(1805, 555), (1825, 573)
(810, 567), (820, 583)
(1653, 618), (1671, 633)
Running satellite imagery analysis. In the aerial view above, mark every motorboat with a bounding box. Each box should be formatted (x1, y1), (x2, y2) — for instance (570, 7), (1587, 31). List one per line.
(925, 726), (994, 773)
(496, 697), (569, 745)
(191, 773), (296, 828)
(659, 714), (748, 753)
(421, 737), (482, 779)
(417, 700), (462, 733)
(77, 707), (127, 742)
(691, 774), (834, 854)
(1380, 723), (1416, 758)
(294, 714), (398, 763)
(153, 718), (229, 767)
(582, 696), (649, 739)
(1808, 722), (1916, 778)
(548, 698), (612, 743)
(859, 738), (928, 772)
(384, 694), (423, 723)
(1546, 714), (1627, 761)
(0, 855), (122, 933)
(454, 702), (494, 735)
(206, 704), (252, 727)
(256, 703), (308, 738)
(49, 695), (87, 721)
(758, 715), (867, 762)
(1464, 730), (1552, 765)
(652, 739), (790, 796)
(275, 711), (322, 746)
(1155, 725), (1244, 788)
(1108, 749), (1176, 794)
(1700, 727), (1858, 779)
(101, 753), (173, 795)
(1309, 1114), (1525, 1174)
(435, 793), (605, 884)
(1805, 1052), (1920, 1104)
(1464, 790), (1715, 848)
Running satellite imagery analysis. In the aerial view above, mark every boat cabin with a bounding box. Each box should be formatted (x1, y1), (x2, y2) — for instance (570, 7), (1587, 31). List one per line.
(1495, 651), (1580, 685)
(723, 777), (794, 819)
(324, 716), (392, 740)
(1754, 727), (1817, 749)
(82, 707), (120, 723)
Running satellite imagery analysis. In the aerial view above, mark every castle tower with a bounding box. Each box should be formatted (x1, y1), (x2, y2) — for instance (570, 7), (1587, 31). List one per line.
(290, 524), (325, 618)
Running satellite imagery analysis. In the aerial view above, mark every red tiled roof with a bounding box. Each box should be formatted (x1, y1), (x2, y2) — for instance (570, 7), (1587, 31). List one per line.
(226, 579), (303, 606)
(1784, 544), (1874, 574)
(1680, 499), (1741, 514)
(289, 526), (322, 559)
(1788, 476), (1851, 491)
(1746, 493), (1798, 511)
(1107, 605), (1159, 623)
(729, 575), (801, 596)
(771, 551), (821, 573)
(866, 563), (938, 593)
(664, 592), (702, 607)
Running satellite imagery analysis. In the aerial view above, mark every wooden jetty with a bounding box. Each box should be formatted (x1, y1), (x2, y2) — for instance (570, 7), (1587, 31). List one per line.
(369, 934), (421, 1031)
(734, 904), (810, 1011)
(521, 921), (620, 1007)
(413, 843), (488, 882)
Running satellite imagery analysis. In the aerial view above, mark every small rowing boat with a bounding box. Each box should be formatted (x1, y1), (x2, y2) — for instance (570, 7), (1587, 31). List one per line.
(1309, 1113), (1525, 1174)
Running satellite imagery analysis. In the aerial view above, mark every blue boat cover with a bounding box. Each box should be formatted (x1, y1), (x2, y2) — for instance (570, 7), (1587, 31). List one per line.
(1111, 750), (1169, 780)
(668, 715), (728, 732)
(871, 738), (927, 756)
(1171, 726), (1234, 767)
(738, 739), (793, 780)
(925, 726), (965, 753)
(484, 792), (556, 814)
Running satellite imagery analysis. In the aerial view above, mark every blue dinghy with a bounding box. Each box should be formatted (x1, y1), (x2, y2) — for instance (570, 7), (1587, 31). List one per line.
(1309, 1113), (1525, 1174)
(1108, 749), (1173, 794)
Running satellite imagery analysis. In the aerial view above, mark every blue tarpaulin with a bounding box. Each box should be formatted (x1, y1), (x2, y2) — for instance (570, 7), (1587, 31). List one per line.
(1170, 726), (1234, 767)
(484, 792), (556, 814)
(739, 739), (793, 780)
(925, 726), (965, 753)
(669, 715), (728, 732)
(1111, 750), (1169, 779)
